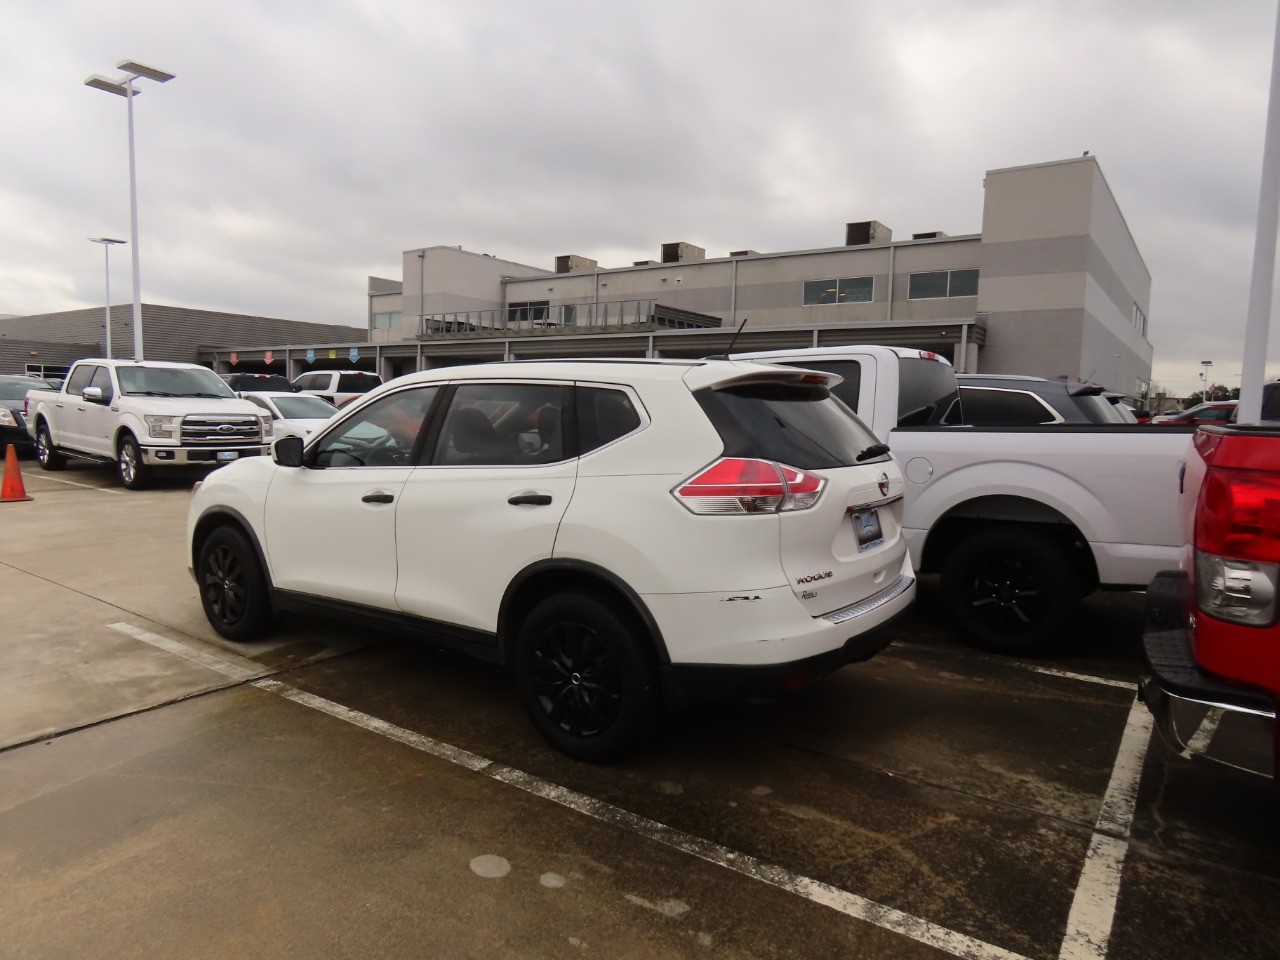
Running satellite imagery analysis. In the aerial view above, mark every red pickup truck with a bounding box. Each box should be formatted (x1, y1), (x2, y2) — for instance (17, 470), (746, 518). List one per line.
(1141, 421), (1280, 778)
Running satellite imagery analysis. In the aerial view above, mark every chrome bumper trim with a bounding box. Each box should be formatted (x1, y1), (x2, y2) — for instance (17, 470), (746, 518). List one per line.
(820, 575), (915, 625)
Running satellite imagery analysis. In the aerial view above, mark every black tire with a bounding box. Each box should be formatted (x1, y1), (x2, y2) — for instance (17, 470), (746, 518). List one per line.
(512, 592), (659, 761)
(116, 432), (150, 490)
(35, 422), (66, 471)
(197, 526), (273, 642)
(940, 526), (1080, 656)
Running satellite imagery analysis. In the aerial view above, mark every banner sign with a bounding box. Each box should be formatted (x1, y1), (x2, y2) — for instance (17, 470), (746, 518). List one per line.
(306, 349), (315, 364)
(349, 347), (360, 364)
(229, 352), (238, 366)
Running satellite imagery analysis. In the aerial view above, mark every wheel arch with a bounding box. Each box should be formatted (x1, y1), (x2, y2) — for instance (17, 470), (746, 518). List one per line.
(191, 505), (274, 592)
(498, 560), (670, 668)
(920, 495), (1100, 593)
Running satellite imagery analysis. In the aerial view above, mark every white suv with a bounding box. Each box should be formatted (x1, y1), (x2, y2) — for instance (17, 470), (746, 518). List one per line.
(188, 359), (916, 759)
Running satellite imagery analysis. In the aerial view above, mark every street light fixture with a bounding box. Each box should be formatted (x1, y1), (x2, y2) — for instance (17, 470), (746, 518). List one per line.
(1200, 359), (1214, 400)
(84, 59), (175, 361)
(88, 237), (126, 359)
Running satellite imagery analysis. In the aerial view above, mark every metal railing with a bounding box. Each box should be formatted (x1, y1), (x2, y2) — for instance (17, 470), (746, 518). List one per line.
(416, 299), (721, 339)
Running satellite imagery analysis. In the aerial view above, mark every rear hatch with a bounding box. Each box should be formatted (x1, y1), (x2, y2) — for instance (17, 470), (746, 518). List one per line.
(686, 369), (909, 616)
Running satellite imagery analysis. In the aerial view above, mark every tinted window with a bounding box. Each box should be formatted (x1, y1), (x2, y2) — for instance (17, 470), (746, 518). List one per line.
(897, 357), (961, 426)
(433, 382), (570, 467)
(65, 365), (95, 397)
(294, 374), (321, 390)
(578, 387), (642, 454)
(1194, 406), (1233, 423)
(908, 272), (948, 299)
(1076, 394), (1125, 424)
(771, 360), (862, 412)
(233, 373), (294, 391)
(1262, 384), (1280, 421)
(88, 365), (115, 402)
(695, 382), (879, 470)
(949, 269), (979, 297)
(958, 387), (1059, 425)
(312, 387), (438, 468)
(337, 373), (381, 393)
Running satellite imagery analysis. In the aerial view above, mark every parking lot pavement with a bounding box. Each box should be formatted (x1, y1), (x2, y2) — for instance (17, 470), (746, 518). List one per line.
(1, 475), (1277, 959)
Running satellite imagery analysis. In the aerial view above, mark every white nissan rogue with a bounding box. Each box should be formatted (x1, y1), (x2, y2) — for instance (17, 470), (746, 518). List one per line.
(188, 359), (916, 759)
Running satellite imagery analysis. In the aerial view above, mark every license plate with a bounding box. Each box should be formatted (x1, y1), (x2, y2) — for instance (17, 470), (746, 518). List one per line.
(851, 508), (883, 551)
(216, 451), (240, 462)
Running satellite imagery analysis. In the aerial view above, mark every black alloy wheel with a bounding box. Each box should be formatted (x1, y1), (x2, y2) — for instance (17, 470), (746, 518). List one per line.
(941, 526), (1079, 656)
(514, 593), (658, 761)
(197, 526), (272, 642)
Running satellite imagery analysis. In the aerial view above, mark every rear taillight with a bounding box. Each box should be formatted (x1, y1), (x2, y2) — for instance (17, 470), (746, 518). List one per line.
(673, 457), (825, 515)
(1195, 467), (1280, 625)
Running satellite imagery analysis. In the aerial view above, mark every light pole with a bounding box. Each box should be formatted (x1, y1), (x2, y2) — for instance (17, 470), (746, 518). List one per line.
(1200, 360), (1213, 400)
(85, 60), (175, 361)
(88, 237), (126, 358)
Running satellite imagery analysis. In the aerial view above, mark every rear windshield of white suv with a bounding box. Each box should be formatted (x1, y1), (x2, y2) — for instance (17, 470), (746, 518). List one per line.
(695, 382), (881, 469)
(337, 374), (382, 392)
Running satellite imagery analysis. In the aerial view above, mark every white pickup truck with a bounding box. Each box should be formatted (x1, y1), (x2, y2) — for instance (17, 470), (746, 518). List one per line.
(25, 359), (272, 490)
(735, 345), (1196, 654)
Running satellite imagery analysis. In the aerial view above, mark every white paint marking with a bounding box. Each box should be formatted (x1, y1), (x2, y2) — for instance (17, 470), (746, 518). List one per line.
(540, 872), (566, 889)
(893, 644), (1136, 691)
(1184, 707), (1224, 757)
(625, 894), (691, 918)
(107, 622), (265, 683)
(470, 854), (511, 878)
(1057, 696), (1153, 960)
(31, 475), (125, 494)
(1022, 666), (1136, 692)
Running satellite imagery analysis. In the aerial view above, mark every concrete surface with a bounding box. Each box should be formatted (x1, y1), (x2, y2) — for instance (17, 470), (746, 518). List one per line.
(0, 456), (1276, 959)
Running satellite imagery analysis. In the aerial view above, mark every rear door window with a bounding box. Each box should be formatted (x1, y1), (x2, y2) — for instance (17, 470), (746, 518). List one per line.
(957, 387), (1061, 425)
(577, 387), (642, 454)
(695, 381), (879, 469)
(338, 373), (381, 393)
(65, 365), (95, 397)
(432, 382), (571, 466)
(897, 357), (960, 426)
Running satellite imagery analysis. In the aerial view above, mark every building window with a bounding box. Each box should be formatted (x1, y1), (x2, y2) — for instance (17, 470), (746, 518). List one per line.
(908, 269), (979, 300)
(803, 276), (874, 306)
(372, 311), (402, 330)
(507, 300), (550, 325)
(1132, 303), (1147, 335)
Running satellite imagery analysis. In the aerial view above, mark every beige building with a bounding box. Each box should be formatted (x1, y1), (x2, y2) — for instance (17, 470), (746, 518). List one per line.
(359, 155), (1152, 396)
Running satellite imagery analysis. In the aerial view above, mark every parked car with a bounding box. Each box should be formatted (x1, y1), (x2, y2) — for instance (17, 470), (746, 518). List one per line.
(238, 391), (340, 440)
(188, 359), (917, 759)
(950, 374), (1132, 425)
(0, 375), (51, 455)
(221, 372), (298, 393)
(291, 370), (383, 407)
(1151, 400), (1238, 425)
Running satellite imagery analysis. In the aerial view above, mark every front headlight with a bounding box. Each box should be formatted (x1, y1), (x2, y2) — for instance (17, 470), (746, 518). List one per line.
(144, 414), (179, 439)
(0, 409), (16, 428)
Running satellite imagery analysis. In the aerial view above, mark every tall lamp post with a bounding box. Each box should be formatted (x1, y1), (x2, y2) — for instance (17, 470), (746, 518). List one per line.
(88, 237), (126, 359)
(1200, 359), (1214, 400)
(85, 60), (175, 361)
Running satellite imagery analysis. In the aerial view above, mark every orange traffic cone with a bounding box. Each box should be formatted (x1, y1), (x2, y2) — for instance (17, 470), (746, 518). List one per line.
(1, 444), (33, 502)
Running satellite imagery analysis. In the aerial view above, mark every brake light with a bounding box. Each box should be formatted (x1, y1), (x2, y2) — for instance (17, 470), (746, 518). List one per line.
(1195, 467), (1280, 625)
(673, 457), (825, 515)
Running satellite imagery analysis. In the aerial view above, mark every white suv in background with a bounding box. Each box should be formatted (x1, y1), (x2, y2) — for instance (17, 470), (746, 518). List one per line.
(188, 359), (916, 759)
(291, 370), (383, 407)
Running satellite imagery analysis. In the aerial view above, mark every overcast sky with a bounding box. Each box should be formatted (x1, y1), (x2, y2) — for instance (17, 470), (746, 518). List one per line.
(1, 0), (1277, 394)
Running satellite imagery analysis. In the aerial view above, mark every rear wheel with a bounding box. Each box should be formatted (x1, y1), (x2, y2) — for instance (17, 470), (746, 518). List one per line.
(36, 422), (66, 470)
(513, 592), (659, 761)
(197, 526), (273, 641)
(941, 526), (1079, 656)
(117, 432), (150, 490)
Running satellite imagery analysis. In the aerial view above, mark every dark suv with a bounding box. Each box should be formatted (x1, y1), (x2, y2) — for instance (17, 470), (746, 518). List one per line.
(949, 374), (1133, 426)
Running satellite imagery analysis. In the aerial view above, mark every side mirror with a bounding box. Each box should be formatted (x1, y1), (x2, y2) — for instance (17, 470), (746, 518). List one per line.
(82, 386), (105, 404)
(272, 434), (304, 468)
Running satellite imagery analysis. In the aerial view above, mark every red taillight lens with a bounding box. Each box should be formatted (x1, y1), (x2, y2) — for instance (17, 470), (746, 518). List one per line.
(674, 457), (825, 515)
(1198, 467), (1280, 564)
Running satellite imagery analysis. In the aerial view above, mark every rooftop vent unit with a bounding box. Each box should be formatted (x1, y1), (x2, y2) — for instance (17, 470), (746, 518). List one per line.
(555, 254), (598, 274)
(633, 259), (657, 267)
(661, 242), (706, 264)
(728, 249), (759, 257)
(845, 220), (892, 246)
(911, 231), (948, 240)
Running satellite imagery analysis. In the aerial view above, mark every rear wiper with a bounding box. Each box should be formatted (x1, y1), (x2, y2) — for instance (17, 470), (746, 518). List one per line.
(856, 443), (891, 462)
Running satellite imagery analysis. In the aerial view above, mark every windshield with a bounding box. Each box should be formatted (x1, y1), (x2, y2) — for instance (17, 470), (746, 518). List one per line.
(274, 395), (340, 419)
(0, 381), (43, 401)
(117, 366), (236, 398)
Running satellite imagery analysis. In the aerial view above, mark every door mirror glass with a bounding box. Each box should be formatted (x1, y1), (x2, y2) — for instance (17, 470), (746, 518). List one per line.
(272, 434), (304, 468)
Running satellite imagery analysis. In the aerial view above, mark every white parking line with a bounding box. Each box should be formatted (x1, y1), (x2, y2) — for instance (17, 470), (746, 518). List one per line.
(1057, 696), (1152, 960)
(31, 475), (125, 494)
(112, 621), (1033, 960)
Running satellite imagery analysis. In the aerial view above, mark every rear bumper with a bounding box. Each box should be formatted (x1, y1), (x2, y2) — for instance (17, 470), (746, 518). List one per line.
(141, 445), (268, 467)
(1139, 571), (1277, 777)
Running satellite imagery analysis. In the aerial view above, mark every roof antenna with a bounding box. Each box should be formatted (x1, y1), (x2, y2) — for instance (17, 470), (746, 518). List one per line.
(707, 317), (749, 360)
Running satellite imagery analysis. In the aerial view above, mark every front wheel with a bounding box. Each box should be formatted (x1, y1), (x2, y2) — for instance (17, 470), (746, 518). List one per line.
(117, 433), (150, 490)
(512, 592), (659, 761)
(197, 526), (273, 642)
(940, 526), (1080, 656)
(36, 423), (66, 471)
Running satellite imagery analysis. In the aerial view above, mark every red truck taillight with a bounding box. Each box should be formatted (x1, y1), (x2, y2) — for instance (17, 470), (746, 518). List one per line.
(1195, 467), (1280, 625)
(673, 457), (825, 515)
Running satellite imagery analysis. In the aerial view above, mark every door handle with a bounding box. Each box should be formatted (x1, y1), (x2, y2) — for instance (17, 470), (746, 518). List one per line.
(362, 492), (395, 504)
(508, 493), (552, 506)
